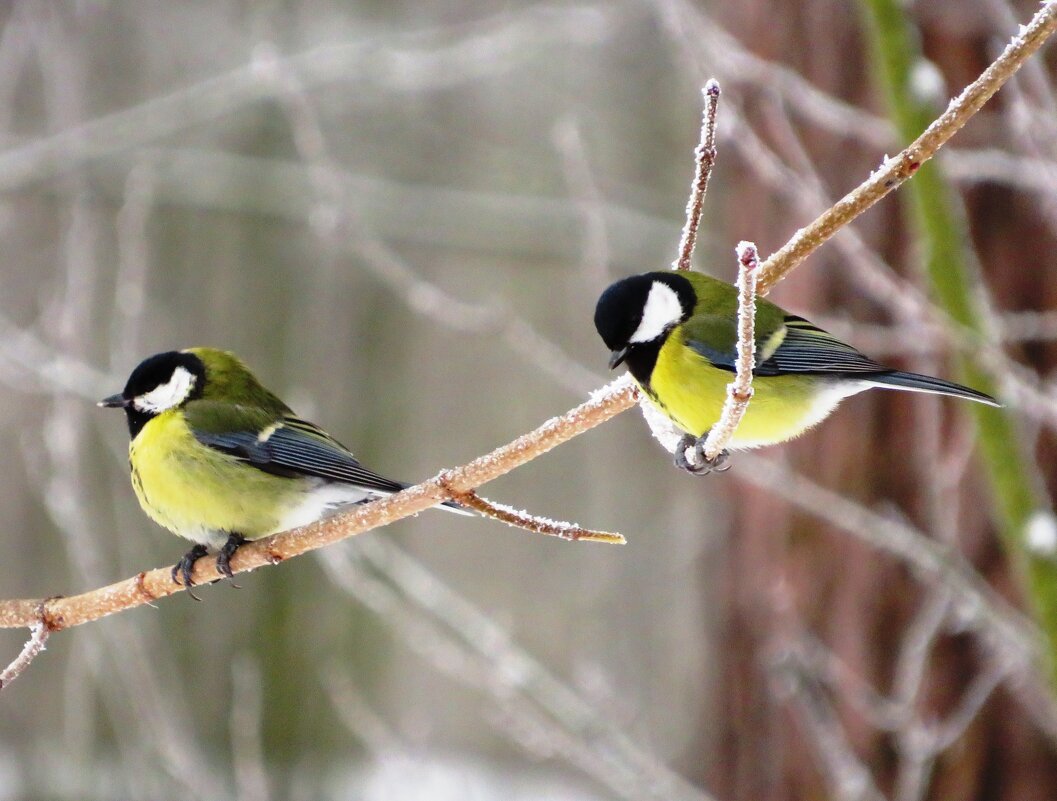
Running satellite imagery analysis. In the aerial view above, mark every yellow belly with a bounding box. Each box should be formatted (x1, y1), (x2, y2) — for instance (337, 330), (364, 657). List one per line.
(129, 412), (303, 545)
(645, 334), (856, 448)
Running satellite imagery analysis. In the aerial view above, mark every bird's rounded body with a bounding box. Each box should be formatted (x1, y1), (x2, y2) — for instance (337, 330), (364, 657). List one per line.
(128, 410), (369, 548)
(101, 347), (464, 585)
(647, 330), (860, 446)
(594, 271), (998, 455)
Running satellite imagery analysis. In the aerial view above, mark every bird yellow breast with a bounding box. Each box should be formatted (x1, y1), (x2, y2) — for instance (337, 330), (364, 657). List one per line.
(129, 411), (299, 543)
(645, 331), (840, 448)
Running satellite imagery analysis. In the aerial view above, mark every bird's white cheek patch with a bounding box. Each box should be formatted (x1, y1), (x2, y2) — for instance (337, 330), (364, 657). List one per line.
(134, 366), (197, 413)
(629, 281), (683, 343)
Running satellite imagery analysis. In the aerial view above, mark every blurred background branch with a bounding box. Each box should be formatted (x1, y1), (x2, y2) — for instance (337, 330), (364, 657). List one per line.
(860, 0), (1053, 674)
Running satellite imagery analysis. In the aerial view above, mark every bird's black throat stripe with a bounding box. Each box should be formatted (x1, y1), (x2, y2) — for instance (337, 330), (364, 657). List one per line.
(126, 408), (154, 440)
(623, 337), (664, 390)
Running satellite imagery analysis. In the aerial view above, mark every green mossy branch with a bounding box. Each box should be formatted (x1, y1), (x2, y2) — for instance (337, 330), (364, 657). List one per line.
(860, 0), (1057, 679)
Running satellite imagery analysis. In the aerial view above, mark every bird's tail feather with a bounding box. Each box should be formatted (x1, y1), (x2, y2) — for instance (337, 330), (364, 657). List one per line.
(439, 498), (475, 516)
(395, 482), (475, 516)
(864, 371), (1000, 407)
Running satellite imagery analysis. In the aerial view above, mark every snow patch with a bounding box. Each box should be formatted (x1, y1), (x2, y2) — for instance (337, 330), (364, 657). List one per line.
(1025, 510), (1057, 556)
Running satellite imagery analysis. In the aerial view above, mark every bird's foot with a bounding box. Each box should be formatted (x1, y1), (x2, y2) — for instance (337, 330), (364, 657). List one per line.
(172, 544), (209, 600)
(216, 533), (247, 583)
(674, 433), (732, 476)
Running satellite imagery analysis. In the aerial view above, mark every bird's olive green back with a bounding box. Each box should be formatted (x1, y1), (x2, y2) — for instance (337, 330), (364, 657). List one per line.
(678, 272), (789, 363)
(187, 347), (291, 415)
(182, 400), (281, 437)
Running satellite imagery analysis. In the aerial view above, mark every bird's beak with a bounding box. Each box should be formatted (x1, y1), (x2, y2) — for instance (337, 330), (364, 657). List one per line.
(608, 348), (628, 370)
(98, 394), (129, 409)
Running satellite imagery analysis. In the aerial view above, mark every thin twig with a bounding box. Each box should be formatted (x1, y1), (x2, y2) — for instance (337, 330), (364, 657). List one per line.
(735, 452), (1057, 742)
(322, 664), (406, 757)
(654, 0), (896, 148)
(929, 658), (1008, 753)
(673, 80), (720, 271)
(0, 621), (49, 690)
(701, 241), (758, 461)
(552, 114), (613, 286)
(262, 43), (605, 400)
(791, 633), (908, 732)
(445, 488), (625, 544)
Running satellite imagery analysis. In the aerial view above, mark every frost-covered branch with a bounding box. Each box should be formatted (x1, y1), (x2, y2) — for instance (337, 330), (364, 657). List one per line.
(700, 241), (758, 461)
(444, 488), (625, 543)
(0, 621), (49, 691)
(673, 80), (720, 272)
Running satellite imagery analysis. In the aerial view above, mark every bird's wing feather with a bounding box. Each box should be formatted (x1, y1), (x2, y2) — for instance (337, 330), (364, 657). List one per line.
(684, 314), (886, 377)
(765, 316), (886, 375)
(184, 402), (407, 495)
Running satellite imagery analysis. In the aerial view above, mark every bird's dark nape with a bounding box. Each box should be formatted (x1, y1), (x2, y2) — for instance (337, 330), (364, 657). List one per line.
(866, 370), (1000, 407)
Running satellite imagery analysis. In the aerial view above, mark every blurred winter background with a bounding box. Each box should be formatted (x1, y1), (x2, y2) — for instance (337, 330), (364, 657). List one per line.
(1, 1), (1056, 799)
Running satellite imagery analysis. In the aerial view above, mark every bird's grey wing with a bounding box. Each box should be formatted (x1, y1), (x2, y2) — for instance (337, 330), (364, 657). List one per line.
(760, 316), (887, 375)
(186, 403), (407, 495)
(685, 314), (886, 376)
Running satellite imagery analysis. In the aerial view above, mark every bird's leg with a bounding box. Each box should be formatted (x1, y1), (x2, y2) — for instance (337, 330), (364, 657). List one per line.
(172, 543), (209, 598)
(674, 432), (731, 475)
(216, 532), (247, 580)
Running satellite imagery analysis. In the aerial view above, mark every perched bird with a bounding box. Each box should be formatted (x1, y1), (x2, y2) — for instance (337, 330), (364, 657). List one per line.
(594, 271), (999, 472)
(100, 348), (466, 588)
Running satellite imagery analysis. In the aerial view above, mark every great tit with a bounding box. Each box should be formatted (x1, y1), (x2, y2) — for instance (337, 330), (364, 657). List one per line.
(594, 271), (998, 472)
(100, 348), (466, 588)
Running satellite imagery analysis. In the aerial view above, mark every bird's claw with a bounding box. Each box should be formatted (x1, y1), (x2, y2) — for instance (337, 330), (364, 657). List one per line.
(172, 543), (209, 600)
(674, 433), (731, 476)
(216, 532), (247, 585)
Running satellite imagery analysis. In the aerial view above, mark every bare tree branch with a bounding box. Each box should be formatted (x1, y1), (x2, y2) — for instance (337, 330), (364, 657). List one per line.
(674, 80), (720, 272)
(0, 5), (614, 194)
(770, 643), (887, 801)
